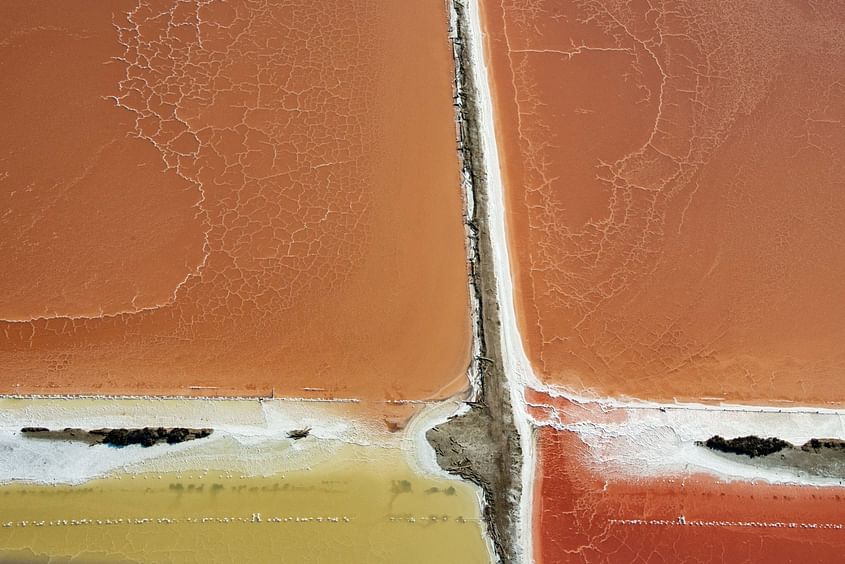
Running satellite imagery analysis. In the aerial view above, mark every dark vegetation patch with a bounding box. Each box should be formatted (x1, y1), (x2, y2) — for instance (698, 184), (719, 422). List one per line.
(94, 427), (212, 447)
(700, 435), (791, 458)
(802, 438), (845, 451)
(21, 426), (212, 447)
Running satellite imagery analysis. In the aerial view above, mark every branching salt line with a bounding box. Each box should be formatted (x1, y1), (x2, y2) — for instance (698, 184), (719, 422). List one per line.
(610, 517), (845, 530)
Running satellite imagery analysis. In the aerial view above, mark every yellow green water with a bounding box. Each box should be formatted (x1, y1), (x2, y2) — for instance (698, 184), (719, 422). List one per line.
(0, 447), (491, 563)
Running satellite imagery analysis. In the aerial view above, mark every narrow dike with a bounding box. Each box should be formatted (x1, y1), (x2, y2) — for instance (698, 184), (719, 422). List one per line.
(426, 1), (523, 562)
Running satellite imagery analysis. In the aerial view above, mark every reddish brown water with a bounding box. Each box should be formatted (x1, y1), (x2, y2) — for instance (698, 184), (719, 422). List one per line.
(483, 0), (845, 404)
(535, 427), (845, 564)
(0, 1), (470, 402)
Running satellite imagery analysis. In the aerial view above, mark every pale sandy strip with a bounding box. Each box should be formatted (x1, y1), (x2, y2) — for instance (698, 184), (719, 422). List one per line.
(0, 398), (395, 485)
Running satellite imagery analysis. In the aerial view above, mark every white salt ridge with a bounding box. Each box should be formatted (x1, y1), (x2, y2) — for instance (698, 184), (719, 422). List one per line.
(526, 395), (845, 488)
(0, 398), (398, 485)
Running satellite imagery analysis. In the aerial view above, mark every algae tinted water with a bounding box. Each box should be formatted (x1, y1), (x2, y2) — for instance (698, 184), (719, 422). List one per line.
(0, 450), (490, 563)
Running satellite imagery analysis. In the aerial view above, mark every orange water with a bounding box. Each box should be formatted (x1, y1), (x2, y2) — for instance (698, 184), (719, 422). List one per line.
(483, 0), (845, 404)
(0, 1), (470, 406)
